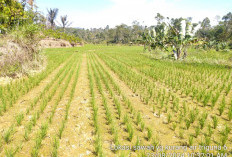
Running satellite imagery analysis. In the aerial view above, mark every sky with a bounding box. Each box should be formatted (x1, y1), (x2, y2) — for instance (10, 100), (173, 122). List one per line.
(35, 0), (232, 29)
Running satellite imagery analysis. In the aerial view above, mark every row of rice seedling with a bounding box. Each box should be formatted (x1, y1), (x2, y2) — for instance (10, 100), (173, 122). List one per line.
(0, 54), (79, 156)
(90, 54), (162, 155)
(89, 56), (123, 156)
(0, 55), (78, 155)
(104, 49), (231, 88)
(104, 52), (232, 113)
(51, 60), (81, 157)
(30, 55), (80, 157)
(90, 55), (135, 155)
(96, 51), (231, 155)
(101, 52), (232, 123)
(24, 61), (74, 141)
(93, 54), (160, 142)
(87, 59), (103, 157)
(102, 52), (232, 112)
(0, 51), (75, 116)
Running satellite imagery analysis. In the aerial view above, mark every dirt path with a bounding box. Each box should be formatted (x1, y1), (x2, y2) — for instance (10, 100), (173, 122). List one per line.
(58, 53), (95, 156)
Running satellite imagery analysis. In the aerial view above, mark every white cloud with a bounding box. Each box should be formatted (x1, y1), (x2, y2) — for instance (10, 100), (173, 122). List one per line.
(66, 0), (229, 28)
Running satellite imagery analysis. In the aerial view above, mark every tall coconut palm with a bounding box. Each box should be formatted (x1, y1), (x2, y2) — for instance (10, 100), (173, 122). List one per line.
(60, 15), (72, 32)
(47, 8), (59, 29)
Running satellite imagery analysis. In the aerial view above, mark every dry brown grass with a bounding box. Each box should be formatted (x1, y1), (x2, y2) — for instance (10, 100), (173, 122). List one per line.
(0, 35), (45, 78)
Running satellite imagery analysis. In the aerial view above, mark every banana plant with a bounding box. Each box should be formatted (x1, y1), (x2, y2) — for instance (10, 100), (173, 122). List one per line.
(154, 24), (169, 51)
(142, 27), (153, 52)
(142, 20), (197, 60)
(167, 20), (197, 60)
(142, 24), (169, 53)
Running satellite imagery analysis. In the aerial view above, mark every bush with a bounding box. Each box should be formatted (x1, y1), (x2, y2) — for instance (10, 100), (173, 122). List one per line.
(228, 41), (232, 49)
(10, 24), (41, 48)
(0, 0), (25, 33)
(0, 24), (44, 77)
(43, 29), (81, 45)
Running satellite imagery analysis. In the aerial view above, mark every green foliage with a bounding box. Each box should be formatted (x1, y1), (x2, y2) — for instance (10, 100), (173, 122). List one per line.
(43, 29), (81, 44)
(8, 23), (41, 53)
(195, 126), (200, 137)
(3, 126), (14, 143)
(147, 127), (152, 141)
(212, 116), (218, 129)
(140, 121), (145, 132)
(52, 137), (59, 157)
(15, 113), (24, 126)
(185, 119), (191, 130)
(0, 0), (25, 32)
(167, 113), (172, 123)
(188, 135), (194, 146)
(172, 122), (177, 131)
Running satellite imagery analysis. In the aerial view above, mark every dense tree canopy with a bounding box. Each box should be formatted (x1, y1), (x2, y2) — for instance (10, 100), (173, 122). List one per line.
(0, 0), (25, 32)
(196, 13), (232, 41)
(66, 21), (144, 44)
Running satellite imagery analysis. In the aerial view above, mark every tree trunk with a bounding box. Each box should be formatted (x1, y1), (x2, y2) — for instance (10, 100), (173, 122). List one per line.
(143, 43), (146, 52)
(183, 49), (187, 59)
(177, 48), (181, 59)
(173, 50), (177, 60)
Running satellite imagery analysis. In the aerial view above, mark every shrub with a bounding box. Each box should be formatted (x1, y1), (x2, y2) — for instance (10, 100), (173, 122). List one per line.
(43, 29), (81, 45)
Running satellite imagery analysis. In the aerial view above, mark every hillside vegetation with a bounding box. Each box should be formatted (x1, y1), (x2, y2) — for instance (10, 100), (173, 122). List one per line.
(0, 0), (81, 77)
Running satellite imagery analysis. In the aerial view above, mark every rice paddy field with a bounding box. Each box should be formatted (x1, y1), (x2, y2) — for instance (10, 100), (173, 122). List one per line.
(0, 45), (232, 157)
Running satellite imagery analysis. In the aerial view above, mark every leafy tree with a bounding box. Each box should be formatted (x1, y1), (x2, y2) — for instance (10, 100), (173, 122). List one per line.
(201, 17), (211, 29)
(0, 0), (25, 33)
(155, 13), (165, 25)
(196, 17), (213, 41)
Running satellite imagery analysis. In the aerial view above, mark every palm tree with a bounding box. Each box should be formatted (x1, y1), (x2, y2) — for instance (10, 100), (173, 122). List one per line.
(47, 8), (59, 29)
(60, 15), (72, 32)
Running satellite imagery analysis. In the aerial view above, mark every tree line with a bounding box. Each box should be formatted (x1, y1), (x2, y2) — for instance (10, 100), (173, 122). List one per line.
(1, 0), (231, 50)
(65, 21), (144, 44)
(64, 12), (232, 51)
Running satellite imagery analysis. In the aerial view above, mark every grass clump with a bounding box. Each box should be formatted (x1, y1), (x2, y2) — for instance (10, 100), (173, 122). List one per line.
(15, 113), (24, 126)
(147, 127), (152, 141)
(3, 126), (14, 143)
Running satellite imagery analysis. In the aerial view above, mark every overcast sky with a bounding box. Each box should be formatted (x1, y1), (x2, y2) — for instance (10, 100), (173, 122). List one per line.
(35, 0), (232, 29)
